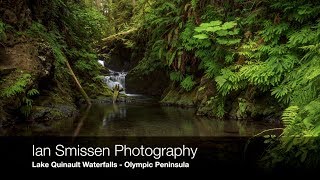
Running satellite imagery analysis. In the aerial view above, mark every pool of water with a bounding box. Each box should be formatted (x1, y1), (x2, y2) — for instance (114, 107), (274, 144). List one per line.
(5, 102), (281, 136)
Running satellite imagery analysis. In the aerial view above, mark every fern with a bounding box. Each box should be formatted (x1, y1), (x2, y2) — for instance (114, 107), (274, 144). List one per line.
(21, 88), (40, 117)
(194, 20), (241, 46)
(20, 97), (33, 117)
(215, 68), (243, 96)
(170, 71), (184, 82)
(237, 98), (249, 119)
(27, 89), (40, 96)
(180, 21), (211, 51)
(1, 74), (32, 98)
(180, 75), (196, 91)
(282, 106), (299, 127)
(260, 21), (289, 43)
(207, 96), (226, 118)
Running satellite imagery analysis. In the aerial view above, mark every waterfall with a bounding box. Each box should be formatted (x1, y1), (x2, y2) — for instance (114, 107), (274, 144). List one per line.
(98, 60), (105, 67)
(98, 59), (140, 96)
(104, 69), (128, 93)
(97, 59), (126, 92)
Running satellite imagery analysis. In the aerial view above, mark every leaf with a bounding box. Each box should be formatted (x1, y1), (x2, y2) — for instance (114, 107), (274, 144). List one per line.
(193, 34), (209, 39)
(221, 21), (237, 30)
(209, 20), (222, 26)
(216, 38), (229, 44)
(300, 150), (308, 162)
(228, 28), (240, 35)
(168, 50), (177, 65)
(216, 30), (229, 36)
(206, 26), (220, 32)
(198, 86), (206, 92)
(181, 75), (196, 91)
(27, 89), (40, 96)
(194, 26), (206, 32)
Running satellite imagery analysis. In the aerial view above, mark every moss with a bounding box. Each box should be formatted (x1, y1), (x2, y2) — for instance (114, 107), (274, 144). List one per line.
(176, 91), (197, 107)
(30, 105), (78, 122)
(49, 109), (64, 118)
(161, 85), (197, 107)
(227, 94), (280, 120)
(161, 90), (180, 104)
(83, 82), (113, 98)
(197, 103), (216, 117)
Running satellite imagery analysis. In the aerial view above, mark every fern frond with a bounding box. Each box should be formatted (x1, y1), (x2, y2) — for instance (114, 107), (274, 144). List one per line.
(181, 75), (196, 91)
(27, 89), (40, 96)
(282, 106), (299, 127)
(1, 74), (31, 98)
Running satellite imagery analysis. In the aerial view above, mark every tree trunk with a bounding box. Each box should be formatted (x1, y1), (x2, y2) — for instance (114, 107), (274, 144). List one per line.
(65, 60), (92, 106)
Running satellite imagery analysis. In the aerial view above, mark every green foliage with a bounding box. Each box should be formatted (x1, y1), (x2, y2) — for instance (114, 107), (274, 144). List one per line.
(66, 4), (109, 45)
(21, 89), (40, 117)
(0, 20), (6, 41)
(282, 106), (299, 127)
(0, 73), (40, 117)
(180, 75), (196, 92)
(132, 56), (164, 76)
(194, 20), (241, 46)
(207, 95), (226, 118)
(125, 1), (320, 167)
(27, 22), (66, 66)
(215, 68), (239, 96)
(27, 89), (40, 96)
(237, 98), (249, 119)
(170, 71), (184, 82)
(1, 74), (32, 98)
(106, 0), (135, 32)
(68, 48), (101, 76)
(24, 0), (109, 80)
(181, 21), (211, 51)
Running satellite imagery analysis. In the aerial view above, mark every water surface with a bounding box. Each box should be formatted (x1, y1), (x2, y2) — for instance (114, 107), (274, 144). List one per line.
(7, 102), (281, 136)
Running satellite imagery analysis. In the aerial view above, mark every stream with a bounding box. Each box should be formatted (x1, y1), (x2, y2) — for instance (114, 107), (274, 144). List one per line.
(5, 102), (280, 136)
(2, 64), (281, 136)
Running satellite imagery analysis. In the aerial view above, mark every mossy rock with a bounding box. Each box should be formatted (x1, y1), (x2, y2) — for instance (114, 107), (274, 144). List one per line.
(161, 85), (197, 107)
(195, 76), (217, 104)
(196, 103), (216, 117)
(228, 94), (281, 120)
(0, 67), (16, 76)
(30, 105), (78, 122)
(126, 69), (169, 96)
(161, 89), (180, 105)
(176, 91), (197, 107)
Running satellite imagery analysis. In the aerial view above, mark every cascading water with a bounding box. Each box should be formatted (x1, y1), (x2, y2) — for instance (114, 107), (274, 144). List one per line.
(98, 59), (143, 97)
(104, 70), (128, 93)
(98, 60), (105, 67)
(98, 59), (127, 93)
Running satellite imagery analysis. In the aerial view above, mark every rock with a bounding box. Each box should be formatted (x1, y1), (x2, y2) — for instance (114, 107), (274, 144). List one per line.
(192, 76), (221, 117)
(160, 84), (197, 107)
(30, 105), (78, 122)
(3, 9), (18, 25)
(126, 69), (170, 96)
(195, 76), (217, 104)
(0, 67), (16, 76)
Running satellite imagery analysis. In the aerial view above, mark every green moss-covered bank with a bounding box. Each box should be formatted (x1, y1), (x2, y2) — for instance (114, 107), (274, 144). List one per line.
(0, 0), (112, 126)
(161, 75), (280, 121)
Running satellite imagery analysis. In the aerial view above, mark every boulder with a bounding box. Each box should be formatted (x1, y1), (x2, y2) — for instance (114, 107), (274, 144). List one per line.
(126, 69), (169, 96)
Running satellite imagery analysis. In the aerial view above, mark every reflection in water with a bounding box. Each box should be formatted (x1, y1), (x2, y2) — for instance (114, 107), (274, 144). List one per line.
(102, 104), (127, 127)
(7, 103), (281, 136)
(60, 104), (281, 137)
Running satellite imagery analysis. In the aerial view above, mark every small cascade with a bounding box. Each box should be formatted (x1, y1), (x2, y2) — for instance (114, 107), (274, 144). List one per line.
(98, 60), (105, 67)
(98, 59), (142, 96)
(104, 69), (128, 93)
(97, 59), (127, 92)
